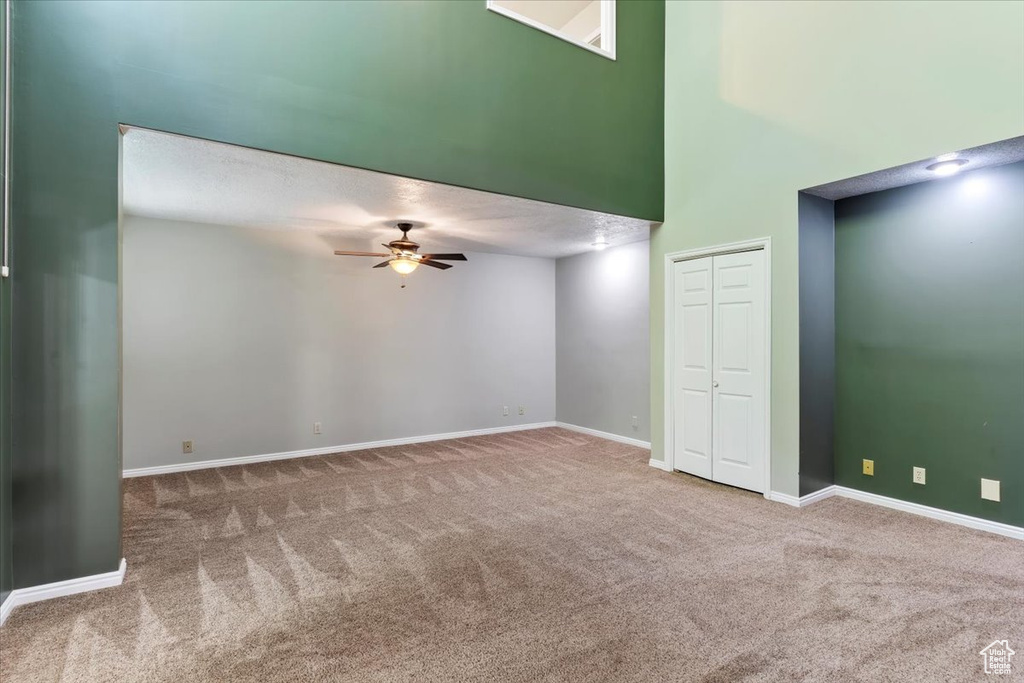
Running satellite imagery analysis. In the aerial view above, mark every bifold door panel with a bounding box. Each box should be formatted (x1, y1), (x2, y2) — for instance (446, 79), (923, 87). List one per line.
(673, 257), (714, 480)
(672, 250), (766, 493)
(711, 252), (766, 492)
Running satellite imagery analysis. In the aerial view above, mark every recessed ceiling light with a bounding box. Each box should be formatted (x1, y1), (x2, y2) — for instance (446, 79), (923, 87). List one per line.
(592, 239), (609, 251)
(934, 152), (959, 162)
(926, 159), (968, 176)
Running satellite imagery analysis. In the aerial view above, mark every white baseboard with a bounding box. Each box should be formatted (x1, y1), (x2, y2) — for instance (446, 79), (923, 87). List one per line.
(554, 422), (651, 449)
(768, 485), (838, 508)
(801, 485), (839, 506)
(769, 484), (1022, 540)
(647, 458), (672, 472)
(123, 422), (557, 478)
(833, 486), (1023, 540)
(0, 558), (127, 626)
(0, 592), (12, 626)
(767, 490), (803, 507)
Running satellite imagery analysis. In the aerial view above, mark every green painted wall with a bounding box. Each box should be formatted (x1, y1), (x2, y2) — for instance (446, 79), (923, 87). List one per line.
(835, 162), (1023, 526)
(657, 0), (1024, 498)
(9, 1), (663, 587)
(0, 0), (11, 607)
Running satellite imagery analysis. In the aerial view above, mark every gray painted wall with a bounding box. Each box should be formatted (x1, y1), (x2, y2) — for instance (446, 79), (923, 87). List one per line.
(798, 193), (836, 496)
(555, 240), (650, 442)
(123, 217), (556, 470)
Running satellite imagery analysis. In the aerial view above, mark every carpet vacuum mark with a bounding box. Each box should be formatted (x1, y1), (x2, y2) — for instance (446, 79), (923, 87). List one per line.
(1, 428), (1021, 681)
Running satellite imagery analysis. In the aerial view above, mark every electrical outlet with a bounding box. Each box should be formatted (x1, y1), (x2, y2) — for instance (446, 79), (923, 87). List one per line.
(502, 405), (509, 417)
(313, 421), (322, 435)
(182, 440), (193, 454)
(912, 467), (926, 485)
(631, 415), (639, 429)
(981, 478), (1001, 502)
(862, 459), (874, 476)
(518, 405), (525, 416)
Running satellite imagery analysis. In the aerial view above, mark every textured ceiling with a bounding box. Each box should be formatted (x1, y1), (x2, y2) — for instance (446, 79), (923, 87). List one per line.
(804, 136), (1024, 200)
(122, 127), (653, 259)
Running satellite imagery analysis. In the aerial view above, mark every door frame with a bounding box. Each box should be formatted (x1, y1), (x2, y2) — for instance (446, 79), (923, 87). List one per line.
(663, 237), (772, 498)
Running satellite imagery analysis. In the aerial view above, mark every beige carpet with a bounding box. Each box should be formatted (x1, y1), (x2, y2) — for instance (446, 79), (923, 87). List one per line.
(1, 427), (1021, 682)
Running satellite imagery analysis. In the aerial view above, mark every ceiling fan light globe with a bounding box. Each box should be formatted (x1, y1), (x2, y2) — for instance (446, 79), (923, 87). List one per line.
(389, 258), (419, 275)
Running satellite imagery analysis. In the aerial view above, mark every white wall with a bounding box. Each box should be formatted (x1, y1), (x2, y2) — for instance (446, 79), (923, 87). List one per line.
(560, 1), (601, 42)
(123, 216), (556, 470)
(556, 241), (649, 442)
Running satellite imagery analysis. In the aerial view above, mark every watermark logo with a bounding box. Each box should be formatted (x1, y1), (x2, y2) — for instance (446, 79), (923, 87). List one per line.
(980, 640), (1015, 675)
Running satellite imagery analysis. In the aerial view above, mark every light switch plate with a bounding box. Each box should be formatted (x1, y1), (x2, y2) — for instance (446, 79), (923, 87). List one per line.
(981, 478), (1000, 502)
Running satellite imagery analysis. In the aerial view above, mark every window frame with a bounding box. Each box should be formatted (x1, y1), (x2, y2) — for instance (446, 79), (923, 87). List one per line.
(486, 0), (616, 61)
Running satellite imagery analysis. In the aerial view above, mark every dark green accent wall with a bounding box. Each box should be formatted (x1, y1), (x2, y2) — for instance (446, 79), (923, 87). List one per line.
(1, 0), (11, 607)
(835, 162), (1024, 526)
(798, 192), (835, 497)
(9, 1), (664, 587)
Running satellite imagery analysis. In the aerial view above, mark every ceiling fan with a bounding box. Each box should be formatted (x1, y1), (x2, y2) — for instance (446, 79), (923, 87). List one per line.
(333, 222), (467, 285)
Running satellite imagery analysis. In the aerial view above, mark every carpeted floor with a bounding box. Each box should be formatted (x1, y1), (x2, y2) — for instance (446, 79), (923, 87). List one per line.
(1, 427), (1021, 682)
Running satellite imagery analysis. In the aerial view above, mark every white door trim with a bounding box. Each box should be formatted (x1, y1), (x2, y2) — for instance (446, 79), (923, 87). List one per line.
(664, 237), (772, 498)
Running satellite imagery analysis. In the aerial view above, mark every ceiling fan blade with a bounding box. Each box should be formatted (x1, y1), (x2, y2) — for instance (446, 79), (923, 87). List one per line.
(420, 253), (467, 261)
(372, 260), (392, 268)
(334, 250), (390, 257)
(417, 259), (453, 270)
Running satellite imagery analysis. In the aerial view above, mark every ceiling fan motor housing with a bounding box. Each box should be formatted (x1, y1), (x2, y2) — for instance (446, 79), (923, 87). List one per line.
(391, 223), (419, 253)
(333, 222), (466, 273)
(390, 239), (419, 254)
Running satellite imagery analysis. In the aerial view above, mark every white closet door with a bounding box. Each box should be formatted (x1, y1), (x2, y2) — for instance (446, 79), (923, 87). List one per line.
(711, 250), (766, 492)
(672, 257), (714, 480)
